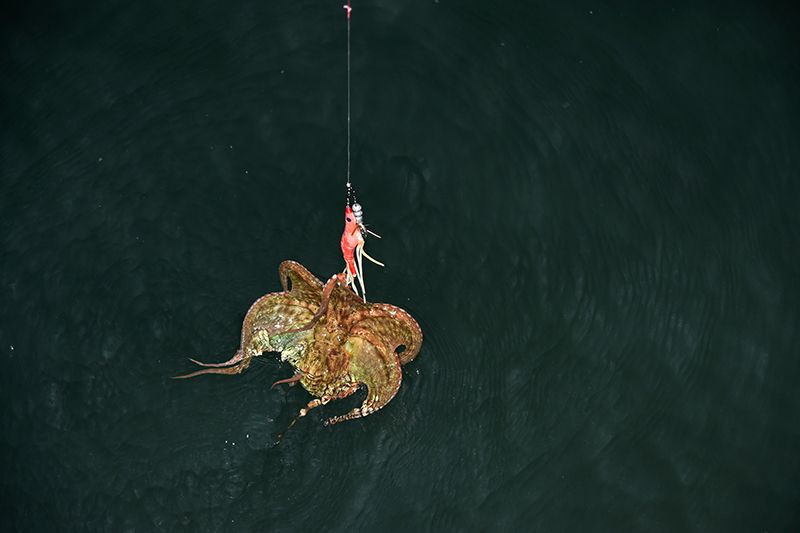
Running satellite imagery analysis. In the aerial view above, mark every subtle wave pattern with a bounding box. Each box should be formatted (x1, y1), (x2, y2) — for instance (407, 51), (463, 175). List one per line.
(2, 0), (800, 531)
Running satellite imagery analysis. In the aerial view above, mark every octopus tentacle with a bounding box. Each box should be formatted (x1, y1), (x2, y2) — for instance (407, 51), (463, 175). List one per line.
(284, 273), (348, 334)
(348, 304), (423, 364)
(271, 372), (303, 389)
(187, 350), (244, 368)
(284, 383), (356, 434)
(172, 353), (253, 379)
(278, 260), (324, 305)
(325, 336), (402, 426)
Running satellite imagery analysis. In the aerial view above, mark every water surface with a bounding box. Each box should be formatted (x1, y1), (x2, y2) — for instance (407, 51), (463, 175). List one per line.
(2, 1), (799, 531)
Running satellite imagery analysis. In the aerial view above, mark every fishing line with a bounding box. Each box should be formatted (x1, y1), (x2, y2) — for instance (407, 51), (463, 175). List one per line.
(338, 1), (383, 302)
(345, 1), (352, 193)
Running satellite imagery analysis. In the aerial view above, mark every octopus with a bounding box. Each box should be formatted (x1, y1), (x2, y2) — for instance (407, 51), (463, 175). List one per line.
(175, 260), (423, 425)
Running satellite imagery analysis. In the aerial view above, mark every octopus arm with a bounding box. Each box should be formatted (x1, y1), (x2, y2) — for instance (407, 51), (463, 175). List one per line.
(351, 304), (423, 365)
(237, 261), (325, 340)
(324, 336), (402, 425)
(278, 260), (324, 306)
(173, 290), (316, 379)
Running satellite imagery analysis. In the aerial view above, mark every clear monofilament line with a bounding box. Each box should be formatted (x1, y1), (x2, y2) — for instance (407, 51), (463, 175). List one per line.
(346, 7), (351, 186)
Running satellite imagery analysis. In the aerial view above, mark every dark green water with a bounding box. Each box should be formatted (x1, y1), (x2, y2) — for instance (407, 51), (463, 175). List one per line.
(2, 0), (799, 531)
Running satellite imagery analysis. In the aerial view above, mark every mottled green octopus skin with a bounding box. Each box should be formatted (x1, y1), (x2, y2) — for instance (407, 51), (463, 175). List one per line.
(175, 260), (423, 425)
